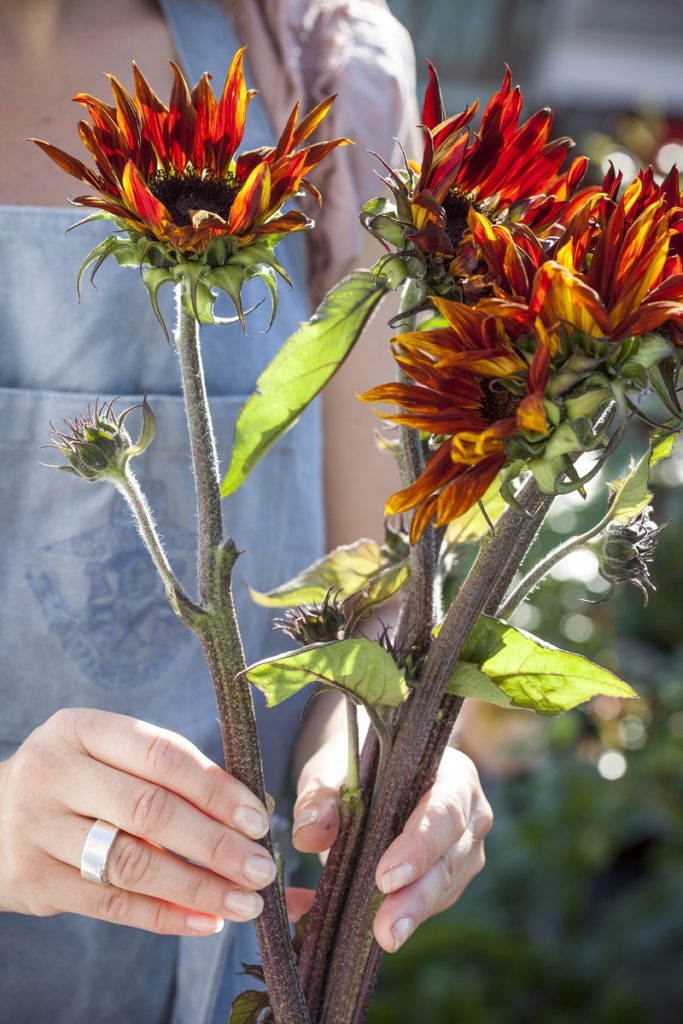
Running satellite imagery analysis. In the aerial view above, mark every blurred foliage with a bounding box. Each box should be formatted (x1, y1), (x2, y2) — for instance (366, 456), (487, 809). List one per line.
(370, 440), (683, 1022)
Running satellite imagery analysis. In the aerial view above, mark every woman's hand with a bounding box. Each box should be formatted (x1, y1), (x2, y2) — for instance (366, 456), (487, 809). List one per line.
(288, 743), (493, 952)
(0, 708), (276, 935)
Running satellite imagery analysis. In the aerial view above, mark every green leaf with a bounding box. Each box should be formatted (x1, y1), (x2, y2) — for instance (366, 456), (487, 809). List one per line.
(444, 476), (507, 545)
(609, 432), (675, 523)
(445, 661), (517, 710)
(650, 430), (676, 467)
(249, 539), (386, 607)
(228, 989), (269, 1024)
(244, 637), (409, 709)
(349, 560), (410, 623)
(446, 615), (636, 715)
(221, 270), (389, 496)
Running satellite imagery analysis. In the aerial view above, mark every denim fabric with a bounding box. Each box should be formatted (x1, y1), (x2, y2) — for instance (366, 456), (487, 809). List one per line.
(0, 2), (323, 1021)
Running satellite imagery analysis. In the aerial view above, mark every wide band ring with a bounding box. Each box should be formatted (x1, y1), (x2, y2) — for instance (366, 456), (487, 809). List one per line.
(80, 819), (121, 885)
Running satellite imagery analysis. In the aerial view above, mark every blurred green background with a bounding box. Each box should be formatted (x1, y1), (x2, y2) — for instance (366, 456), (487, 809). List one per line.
(366, 3), (683, 1021)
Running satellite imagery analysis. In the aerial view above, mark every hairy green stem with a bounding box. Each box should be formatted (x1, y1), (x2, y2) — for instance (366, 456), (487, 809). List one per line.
(173, 294), (310, 1024)
(320, 481), (552, 1024)
(394, 279), (438, 655)
(174, 285), (224, 604)
(116, 467), (192, 611)
(498, 499), (614, 618)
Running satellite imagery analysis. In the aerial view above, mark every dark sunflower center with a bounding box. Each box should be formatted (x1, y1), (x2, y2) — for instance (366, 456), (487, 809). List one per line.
(148, 171), (240, 227)
(480, 381), (520, 424)
(442, 187), (474, 249)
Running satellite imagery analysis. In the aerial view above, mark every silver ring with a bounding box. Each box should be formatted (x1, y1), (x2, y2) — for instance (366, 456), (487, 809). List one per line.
(80, 819), (120, 885)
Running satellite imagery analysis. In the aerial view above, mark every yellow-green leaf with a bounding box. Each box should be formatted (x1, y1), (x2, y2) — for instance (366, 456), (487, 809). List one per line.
(249, 539), (385, 608)
(446, 615), (636, 715)
(221, 270), (388, 496)
(609, 432), (675, 524)
(244, 638), (409, 709)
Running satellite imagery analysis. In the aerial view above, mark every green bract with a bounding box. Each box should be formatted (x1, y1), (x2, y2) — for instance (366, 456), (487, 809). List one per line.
(75, 215), (295, 338)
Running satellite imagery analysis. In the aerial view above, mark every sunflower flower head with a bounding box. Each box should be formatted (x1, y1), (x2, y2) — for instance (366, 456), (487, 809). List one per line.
(33, 50), (350, 332)
(361, 63), (589, 305)
(361, 297), (553, 540)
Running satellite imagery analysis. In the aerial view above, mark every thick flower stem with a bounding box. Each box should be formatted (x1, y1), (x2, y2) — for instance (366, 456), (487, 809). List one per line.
(320, 479), (553, 1024)
(393, 278), (439, 655)
(297, 789), (367, 1022)
(173, 292), (310, 1024)
(174, 286), (224, 605)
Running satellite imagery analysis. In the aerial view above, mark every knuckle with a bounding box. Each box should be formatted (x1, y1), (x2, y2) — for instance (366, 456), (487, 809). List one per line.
(45, 707), (92, 748)
(203, 767), (230, 816)
(437, 847), (456, 893)
(442, 792), (469, 839)
(473, 800), (494, 841)
(113, 836), (154, 889)
(100, 885), (133, 924)
(207, 827), (235, 872)
(183, 867), (208, 910)
(144, 730), (185, 783)
(129, 784), (173, 837)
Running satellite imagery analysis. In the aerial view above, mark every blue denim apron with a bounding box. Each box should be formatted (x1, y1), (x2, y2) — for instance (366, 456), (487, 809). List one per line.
(0, 1), (323, 1020)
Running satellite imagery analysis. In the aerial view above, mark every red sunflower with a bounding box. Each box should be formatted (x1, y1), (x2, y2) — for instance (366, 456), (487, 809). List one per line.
(469, 182), (683, 345)
(33, 49), (349, 255)
(362, 298), (551, 540)
(387, 63), (589, 264)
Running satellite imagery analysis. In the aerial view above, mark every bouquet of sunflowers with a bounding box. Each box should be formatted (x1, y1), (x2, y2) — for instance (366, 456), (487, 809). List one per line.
(36, 48), (683, 1024)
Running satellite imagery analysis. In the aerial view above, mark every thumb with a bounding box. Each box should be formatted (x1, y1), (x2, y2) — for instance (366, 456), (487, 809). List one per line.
(293, 753), (346, 854)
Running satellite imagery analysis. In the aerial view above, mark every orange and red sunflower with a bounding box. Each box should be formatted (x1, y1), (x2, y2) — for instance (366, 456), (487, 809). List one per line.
(362, 298), (552, 540)
(469, 183), (683, 346)
(33, 49), (348, 255)
(370, 63), (589, 272)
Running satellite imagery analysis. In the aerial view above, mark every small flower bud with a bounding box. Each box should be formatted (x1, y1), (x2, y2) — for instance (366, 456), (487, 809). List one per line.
(596, 506), (665, 604)
(273, 588), (346, 645)
(47, 396), (155, 483)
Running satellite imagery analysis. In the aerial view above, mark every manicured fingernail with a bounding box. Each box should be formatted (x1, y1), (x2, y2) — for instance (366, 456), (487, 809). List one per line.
(378, 862), (415, 894)
(224, 889), (264, 920)
(265, 792), (276, 817)
(234, 804), (269, 839)
(186, 914), (225, 934)
(292, 807), (320, 836)
(244, 854), (277, 888)
(391, 917), (414, 951)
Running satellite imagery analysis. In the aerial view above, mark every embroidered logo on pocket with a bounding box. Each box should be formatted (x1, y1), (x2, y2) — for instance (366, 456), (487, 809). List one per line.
(26, 483), (194, 688)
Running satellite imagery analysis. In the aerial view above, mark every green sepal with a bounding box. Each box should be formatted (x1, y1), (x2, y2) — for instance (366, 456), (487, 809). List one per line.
(127, 394), (157, 457)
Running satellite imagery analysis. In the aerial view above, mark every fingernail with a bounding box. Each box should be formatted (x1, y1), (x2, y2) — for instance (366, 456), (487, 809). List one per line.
(391, 916), (414, 951)
(292, 807), (320, 836)
(265, 792), (276, 817)
(186, 914), (225, 935)
(378, 862), (415, 894)
(244, 854), (277, 888)
(223, 889), (264, 920)
(234, 805), (269, 840)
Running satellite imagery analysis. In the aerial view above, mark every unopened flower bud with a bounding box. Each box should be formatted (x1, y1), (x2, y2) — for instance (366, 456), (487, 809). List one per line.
(596, 507), (665, 604)
(47, 396), (156, 483)
(273, 588), (346, 645)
